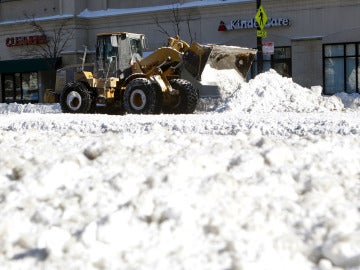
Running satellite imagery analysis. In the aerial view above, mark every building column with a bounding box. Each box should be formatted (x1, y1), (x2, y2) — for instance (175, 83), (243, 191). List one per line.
(291, 37), (323, 88)
(59, 0), (63, 15)
(102, 0), (108, 10)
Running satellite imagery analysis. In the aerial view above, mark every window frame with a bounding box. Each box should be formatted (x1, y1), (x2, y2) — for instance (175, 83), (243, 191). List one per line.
(323, 42), (360, 95)
(1, 72), (39, 103)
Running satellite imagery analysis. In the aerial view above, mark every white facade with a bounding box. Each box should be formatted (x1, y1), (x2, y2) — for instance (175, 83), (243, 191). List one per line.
(0, 0), (359, 102)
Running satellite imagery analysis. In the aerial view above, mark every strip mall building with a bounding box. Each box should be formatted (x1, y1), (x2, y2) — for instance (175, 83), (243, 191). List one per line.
(0, 0), (359, 103)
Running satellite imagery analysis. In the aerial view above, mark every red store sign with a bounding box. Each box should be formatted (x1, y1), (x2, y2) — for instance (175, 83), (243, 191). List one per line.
(6, 35), (47, 47)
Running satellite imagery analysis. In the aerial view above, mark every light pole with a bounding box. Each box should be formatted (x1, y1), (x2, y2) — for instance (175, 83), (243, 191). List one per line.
(256, 0), (263, 74)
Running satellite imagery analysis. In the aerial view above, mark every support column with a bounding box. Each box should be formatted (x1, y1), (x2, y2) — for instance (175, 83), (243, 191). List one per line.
(291, 37), (323, 88)
(102, 0), (108, 10)
(59, 0), (63, 15)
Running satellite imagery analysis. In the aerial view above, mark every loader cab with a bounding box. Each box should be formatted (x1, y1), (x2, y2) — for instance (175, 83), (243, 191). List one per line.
(95, 32), (145, 79)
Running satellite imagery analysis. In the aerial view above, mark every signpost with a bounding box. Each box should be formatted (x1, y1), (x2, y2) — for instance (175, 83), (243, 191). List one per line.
(255, 1), (268, 73)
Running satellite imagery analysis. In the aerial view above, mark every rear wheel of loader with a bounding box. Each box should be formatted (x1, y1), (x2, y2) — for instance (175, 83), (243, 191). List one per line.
(163, 79), (199, 114)
(60, 82), (92, 113)
(123, 78), (162, 114)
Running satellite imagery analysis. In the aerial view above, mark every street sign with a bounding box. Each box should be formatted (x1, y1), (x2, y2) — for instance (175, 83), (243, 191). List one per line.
(255, 5), (268, 30)
(262, 41), (274, 54)
(257, 30), (267, 38)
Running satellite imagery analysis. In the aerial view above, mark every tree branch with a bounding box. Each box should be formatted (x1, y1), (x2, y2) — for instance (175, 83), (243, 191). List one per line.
(22, 12), (75, 68)
(153, 3), (196, 42)
(152, 15), (171, 37)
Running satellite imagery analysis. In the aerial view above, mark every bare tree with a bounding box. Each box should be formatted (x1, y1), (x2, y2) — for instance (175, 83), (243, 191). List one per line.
(153, 15), (172, 37)
(23, 13), (75, 69)
(153, 3), (196, 44)
(170, 4), (181, 37)
(185, 13), (196, 43)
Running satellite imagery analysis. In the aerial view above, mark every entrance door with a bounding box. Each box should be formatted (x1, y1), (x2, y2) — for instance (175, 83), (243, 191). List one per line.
(3, 74), (15, 102)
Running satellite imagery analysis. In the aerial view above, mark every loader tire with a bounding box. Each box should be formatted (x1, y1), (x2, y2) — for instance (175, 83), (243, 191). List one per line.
(163, 79), (199, 114)
(123, 78), (162, 114)
(60, 82), (93, 113)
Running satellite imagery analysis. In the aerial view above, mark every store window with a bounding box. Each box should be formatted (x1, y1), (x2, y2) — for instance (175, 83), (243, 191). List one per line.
(249, 46), (292, 79)
(2, 72), (39, 103)
(323, 43), (359, 95)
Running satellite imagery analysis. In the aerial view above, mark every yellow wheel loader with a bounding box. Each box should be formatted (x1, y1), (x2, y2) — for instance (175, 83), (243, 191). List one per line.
(54, 32), (256, 114)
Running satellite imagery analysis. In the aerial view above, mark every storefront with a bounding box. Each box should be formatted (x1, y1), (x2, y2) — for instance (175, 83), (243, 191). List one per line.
(0, 0), (359, 103)
(0, 58), (61, 103)
(214, 3), (358, 94)
(0, 30), (61, 103)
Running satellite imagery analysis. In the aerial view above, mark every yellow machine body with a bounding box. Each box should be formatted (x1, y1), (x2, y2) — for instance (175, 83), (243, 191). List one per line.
(53, 33), (256, 114)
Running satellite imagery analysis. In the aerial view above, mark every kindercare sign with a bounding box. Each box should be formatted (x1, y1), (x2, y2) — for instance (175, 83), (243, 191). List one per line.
(218, 17), (290, 31)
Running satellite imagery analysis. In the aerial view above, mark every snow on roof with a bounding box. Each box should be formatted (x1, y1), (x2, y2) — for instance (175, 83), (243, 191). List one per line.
(0, 0), (250, 25)
(78, 0), (252, 19)
(0, 15), (74, 26)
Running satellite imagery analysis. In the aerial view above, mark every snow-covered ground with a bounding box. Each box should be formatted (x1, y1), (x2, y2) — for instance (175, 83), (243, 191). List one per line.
(0, 70), (360, 270)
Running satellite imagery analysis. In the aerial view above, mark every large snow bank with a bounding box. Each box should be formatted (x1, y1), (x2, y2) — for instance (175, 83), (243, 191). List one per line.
(200, 68), (360, 113)
(226, 70), (345, 113)
(0, 70), (360, 270)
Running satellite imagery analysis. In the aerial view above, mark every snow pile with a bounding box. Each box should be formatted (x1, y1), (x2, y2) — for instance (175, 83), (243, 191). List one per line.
(335, 92), (360, 109)
(227, 70), (345, 113)
(201, 69), (347, 113)
(1, 121), (360, 270)
(199, 67), (360, 113)
(1, 69), (360, 270)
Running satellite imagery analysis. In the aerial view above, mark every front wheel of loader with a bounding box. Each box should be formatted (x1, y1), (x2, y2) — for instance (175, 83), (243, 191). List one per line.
(163, 79), (199, 114)
(60, 82), (92, 113)
(123, 78), (162, 114)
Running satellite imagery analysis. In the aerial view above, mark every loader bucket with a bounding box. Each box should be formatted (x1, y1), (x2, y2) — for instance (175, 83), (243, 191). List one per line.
(207, 45), (257, 79)
(182, 43), (257, 98)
